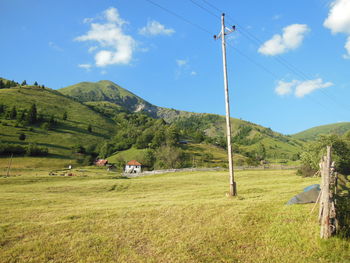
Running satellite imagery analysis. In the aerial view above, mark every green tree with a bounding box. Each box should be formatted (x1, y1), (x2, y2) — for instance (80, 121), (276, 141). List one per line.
(48, 115), (55, 126)
(87, 124), (92, 133)
(0, 80), (4, 89)
(155, 145), (186, 169)
(21, 80), (27, 86)
(135, 130), (153, 149)
(256, 143), (266, 161)
(9, 106), (17, 119)
(34, 81), (38, 86)
(299, 134), (350, 176)
(72, 144), (86, 154)
(62, 111), (68, 120)
(141, 149), (156, 170)
(17, 110), (26, 122)
(26, 104), (37, 124)
(165, 126), (180, 146)
(0, 104), (4, 114)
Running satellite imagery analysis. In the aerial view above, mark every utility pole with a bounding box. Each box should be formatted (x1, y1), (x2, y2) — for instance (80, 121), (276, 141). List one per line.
(214, 13), (237, 196)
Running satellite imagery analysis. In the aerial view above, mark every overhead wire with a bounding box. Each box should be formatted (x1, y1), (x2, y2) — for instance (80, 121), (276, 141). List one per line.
(198, 0), (350, 112)
(143, 0), (344, 117)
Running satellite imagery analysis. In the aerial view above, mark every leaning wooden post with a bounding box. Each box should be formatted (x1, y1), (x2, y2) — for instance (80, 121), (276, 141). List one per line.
(5, 153), (13, 177)
(320, 146), (331, 239)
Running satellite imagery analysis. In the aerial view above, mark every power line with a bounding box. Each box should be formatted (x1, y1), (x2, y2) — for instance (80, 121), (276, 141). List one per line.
(193, 0), (350, 113)
(143, 0), (347, 117)
(144, 0), (211, 34)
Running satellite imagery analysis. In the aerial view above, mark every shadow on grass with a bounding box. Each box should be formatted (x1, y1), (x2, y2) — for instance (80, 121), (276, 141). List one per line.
(0, 140), (71, 150)
(55, 122), (110, 139)
(336, 174), (350, 238)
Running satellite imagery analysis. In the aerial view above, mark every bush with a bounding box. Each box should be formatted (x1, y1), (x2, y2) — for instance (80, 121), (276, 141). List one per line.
(296, 164), (317, 177)
(0, 143), (26, 155)
(72, 145), (86, 154)
(26, 144), (49, 156)
(19, 133), (26, 141)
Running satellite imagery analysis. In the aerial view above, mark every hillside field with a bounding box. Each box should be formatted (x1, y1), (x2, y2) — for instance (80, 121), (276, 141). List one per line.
(0, 169), (349, 262)
(0, 86), (115, 159)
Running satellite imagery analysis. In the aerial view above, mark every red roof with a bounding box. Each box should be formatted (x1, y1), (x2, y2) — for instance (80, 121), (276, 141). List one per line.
(127, 160), (142, 166)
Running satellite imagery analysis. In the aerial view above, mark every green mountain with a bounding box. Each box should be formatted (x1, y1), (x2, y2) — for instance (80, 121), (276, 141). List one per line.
(0, 83), (115, 159)
(59, 80), (304, 161)
(59, 80), (197, 122)
(292, 122), (350, 141)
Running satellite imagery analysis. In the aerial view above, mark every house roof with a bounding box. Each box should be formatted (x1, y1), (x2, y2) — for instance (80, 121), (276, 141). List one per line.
(127, 160), (142, 166)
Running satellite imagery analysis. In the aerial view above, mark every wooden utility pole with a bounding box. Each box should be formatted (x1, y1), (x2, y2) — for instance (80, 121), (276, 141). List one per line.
(215, 13), (237, 196)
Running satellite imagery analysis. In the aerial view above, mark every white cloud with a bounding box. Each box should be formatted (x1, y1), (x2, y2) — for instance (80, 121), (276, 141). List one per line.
(275, 78), (333, 97)
(344, 36), (350, 59)
(88, 46), (98, 53)
(139, 20), (175, 36)
(190, 71), (197, 76)
(324, 0), (350, 58)
(104, 7), (126, 26)
(295, 79), (333, 97)
(258, 24), (310, 56)
(176, 59), (188, 67)
(75, 7), (135, 67)
(324, 0), (350, 34)
(275, 80), (297, 95)
(78, 64), (92, 71)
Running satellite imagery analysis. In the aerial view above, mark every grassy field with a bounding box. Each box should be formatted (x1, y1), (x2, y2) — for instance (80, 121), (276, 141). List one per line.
(0, 169), (349, 263)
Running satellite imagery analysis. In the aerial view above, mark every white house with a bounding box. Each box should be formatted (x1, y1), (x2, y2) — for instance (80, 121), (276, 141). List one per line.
(125, 160), (142, 173)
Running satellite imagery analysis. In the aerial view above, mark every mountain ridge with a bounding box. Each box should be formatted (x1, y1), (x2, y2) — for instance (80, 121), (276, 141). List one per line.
(291, 122), (350, 141)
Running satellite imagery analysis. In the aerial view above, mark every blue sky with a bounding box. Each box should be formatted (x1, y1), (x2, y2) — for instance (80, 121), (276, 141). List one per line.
(1, 0), (350, 134)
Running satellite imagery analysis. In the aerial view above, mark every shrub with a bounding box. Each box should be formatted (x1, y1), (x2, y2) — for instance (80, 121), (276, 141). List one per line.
(19, 133), (26, 141)
(26, 143), (49, 156)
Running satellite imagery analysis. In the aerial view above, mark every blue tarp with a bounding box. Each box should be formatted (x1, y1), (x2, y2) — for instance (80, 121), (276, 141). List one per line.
(286, 185), (321, 205)
(303, 184), (320, 192)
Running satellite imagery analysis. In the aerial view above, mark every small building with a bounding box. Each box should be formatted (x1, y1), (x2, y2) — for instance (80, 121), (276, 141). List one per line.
(95, 159), (108, 166)
(125, 160), (142, 173)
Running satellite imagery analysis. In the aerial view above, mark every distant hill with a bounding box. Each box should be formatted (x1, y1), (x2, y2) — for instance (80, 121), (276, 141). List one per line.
(0, 83), (115, 159)
(292, 122), (350, 141)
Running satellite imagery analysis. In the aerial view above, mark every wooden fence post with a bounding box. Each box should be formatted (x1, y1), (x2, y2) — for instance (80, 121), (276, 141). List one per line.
(319, 146), (338, 239)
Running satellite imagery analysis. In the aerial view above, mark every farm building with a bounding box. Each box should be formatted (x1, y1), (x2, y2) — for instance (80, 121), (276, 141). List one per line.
(125, 160), (142, 173)
(95, 159), (108, 166)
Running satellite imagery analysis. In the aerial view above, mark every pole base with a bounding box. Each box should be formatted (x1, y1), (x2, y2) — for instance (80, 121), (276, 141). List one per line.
(229, 182), (237, 196)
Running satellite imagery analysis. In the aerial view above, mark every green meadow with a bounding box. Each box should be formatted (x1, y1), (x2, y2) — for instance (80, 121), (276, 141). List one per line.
(1, 168), (349, 263)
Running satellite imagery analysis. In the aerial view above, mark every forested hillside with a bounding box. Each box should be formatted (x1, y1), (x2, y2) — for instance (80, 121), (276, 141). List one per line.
(0, 77), (307, 168)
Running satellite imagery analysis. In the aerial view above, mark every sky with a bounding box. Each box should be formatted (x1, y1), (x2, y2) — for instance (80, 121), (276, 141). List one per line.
(1, 0), (350, 135)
